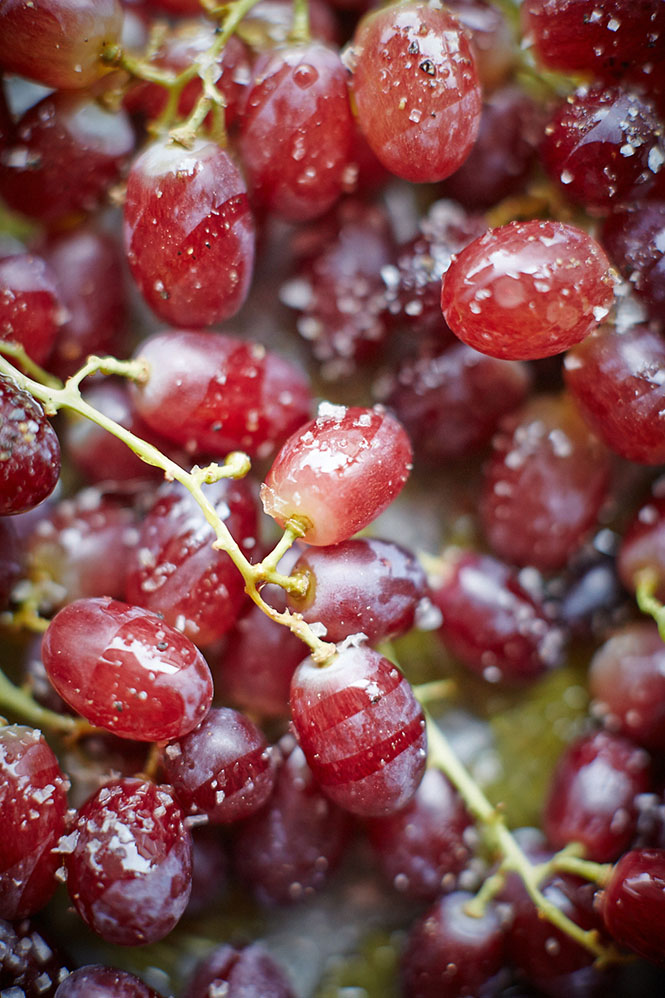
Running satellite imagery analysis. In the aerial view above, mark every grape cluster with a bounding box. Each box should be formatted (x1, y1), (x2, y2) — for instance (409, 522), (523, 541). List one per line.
(1, 0), (665, 996)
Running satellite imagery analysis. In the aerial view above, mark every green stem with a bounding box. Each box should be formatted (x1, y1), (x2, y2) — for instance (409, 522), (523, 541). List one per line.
(425, 714), (620, 965)
(290, 0), (311, 43)
(0, 342), (63, 390)
(635, 569), (665, 641)
(0, 669), (91, 737)
(413, 679), (456, 705)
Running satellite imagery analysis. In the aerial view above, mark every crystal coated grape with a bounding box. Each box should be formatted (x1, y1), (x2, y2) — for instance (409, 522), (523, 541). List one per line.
(131, 330), (311, 459)
(599, 848), (665, 966)
(541, 86), (665, 212)
(0, 376), (61, 516)
(232, 739), (350, 904)
(54, 965), (161, 998)
(589, 621), (665, 752)
(366, 768), (471, 901)
(0, 253), (64, 365)
(290, 646), (427, 816)
(125, 479), (256, 645)
(161, 707), (276, 824)
(543, 730), (651, 862)
(431, 550), (562, 684)
(0, 916), (69, 996)
(480, 394), (611, 571)
(261, 404), (412, 546)
(0, 0), (123, 90)
(0, 726), (68, 920)
(347, 2), (482, 183)
(123, 139), (255, 327)
(565, 322), (665, 464)
(0, 93), (135, 227)
(401, 891), (505, 998)
(239, 41), (353, 222)
(287, 537), (427, 643)
(618, 495), (665, 598)
(65, 779), (192, 946)
(183, 943), (296, 998)
(385, 343), (531, 463)
(41, 597), (213, 741)
(441, 220), (615, 360)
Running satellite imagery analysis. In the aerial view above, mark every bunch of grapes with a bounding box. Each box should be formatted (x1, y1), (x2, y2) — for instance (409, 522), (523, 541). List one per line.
(1, 0), (665, 995)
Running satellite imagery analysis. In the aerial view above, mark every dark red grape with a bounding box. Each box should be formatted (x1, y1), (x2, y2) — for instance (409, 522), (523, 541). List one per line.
(0, 376), (60, 516)
(183, 942), (295, 998)
(480, 394), (611, 572)
(131, 329), (311, 459)
(384, 342), (531, 463)
(125, 479), (256, 645)
(589, 621), (665, 753)
(290, 645), (426, 816)
(0, 0), (123, 90)
(65, 778), (192, 945)
(366, 768), (472, 901)
(347, 2), (482, 183)
(0, 725), (68, 920)
(441, 220), (615, 360)
(26, 486), (139, 610)
(599, 848), (665, 966)
(239, 41), (353, 221)
(618, 494), (665, 597)
(565, 322), (665, 464)
(161, 707), (276, 824)
(54, 965), (161, 998)
(601, 201), (665, 323)
(123, 138), (254, 327)
(286, 537), (427, 644)
(261, 403), (412, 546)
(0, 92), (135, 227)
(41, 596), (213, 741)
(431, 550), (563, 684)
(543, 730), (651, 862)
(0, 917), (69, 997)
(41, 226), (127, 379)
(0, 253), (64, 365)
(186, 827), (228, 917)
(401, 890), (506, 998)
(232, 738), (350, 905)
(541, 86), (665, 213)
(0, 517), (21, 611)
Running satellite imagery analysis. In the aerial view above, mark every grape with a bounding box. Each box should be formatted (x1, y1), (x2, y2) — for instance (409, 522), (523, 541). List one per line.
(0, 726), (69, 920)
(54, 965), (161, 998)
(599, 848), (665, 966)
(366, 768), (472, 901)
(431, 549), (563, 684)
(186, 827), (228, 917)
(441, 220), (615, 360)
(543, 730), (651, 862)
(239, 41), (353, 221)
(601, 201), (665, 323)
(161, 707), (277, 823)
(124, 139), (255, 327)
(347, 2), (482, 183)
(131, 329), (311, 459)
(0, 92), (135, 227)
(401, 891), (506, 998)
(261, 403), (412, 546)
(0, 517), (21, 611)
(618, 495), (665, 598)
(286, 537), (428, 643)
(0, 376), (61, 516)
(41, 597), (213, 741)
(0, 253), (65, 365)
(65, 778), (192, 945)
(444, 0), (516, 92)
(480, 394), (611, 572)
(183, 942), (295, 998)
(0, 0), (123, 90)
(125, 479), (256, 645)
(290, 645), (427, 816)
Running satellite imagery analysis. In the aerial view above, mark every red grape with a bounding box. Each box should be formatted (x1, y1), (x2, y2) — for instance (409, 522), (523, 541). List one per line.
(618, 494), (665, 598)
(599, 848), (665, 966)
(54, 965), (161, 998)
(65, 778), (192, 945)
(290, 645), (427, 816)
(41, 597), (213, 741)
(123, 139), (255, 327)
(261, 403), (412, 546)
(0, 916), (69, 996)
(183, 943), (295, 998)
(347, 2), (482, 183)
(601, 201), (665, 323)
(441, 220), (615, 360)
(0, 253), (65, 366)
(0, 376), (60, 516)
